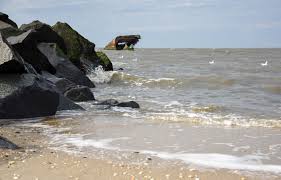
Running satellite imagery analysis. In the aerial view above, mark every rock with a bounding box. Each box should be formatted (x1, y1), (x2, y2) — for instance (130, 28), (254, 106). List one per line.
(0, 136), (19, 149)
(52, 22), (113, 72)
(44, 74), (76, 93)
(0, 33), (26, 73)
(0, 81), (59, 119)
(52, 22), (97, 66)
(0, 21), (22, 38)
(38, 43), (95, 88)
(0, 73), (83, 112)
(64, 86), (95, 102)
(96, 51), (113, 71)
(35, 72), (84, 111)
(19, 21), (66, 54)
(0, 12), (17, 28)
(105, 35), (141, 50)
(97, 99), (119, 106)
(117, 101), (140, 108)
(95, 99), (140, 109)
(7, 30), (57, 74)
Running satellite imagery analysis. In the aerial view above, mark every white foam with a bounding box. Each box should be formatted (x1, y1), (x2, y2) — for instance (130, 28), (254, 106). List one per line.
(140, 151), (281, 174)
(87, 66), (117, 84)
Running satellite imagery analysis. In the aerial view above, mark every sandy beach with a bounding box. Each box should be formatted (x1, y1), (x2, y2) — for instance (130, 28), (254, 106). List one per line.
(0, 124), (279, 180)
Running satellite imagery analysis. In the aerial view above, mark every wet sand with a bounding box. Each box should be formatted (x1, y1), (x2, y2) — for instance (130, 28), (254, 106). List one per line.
(0, 124), (279, 180)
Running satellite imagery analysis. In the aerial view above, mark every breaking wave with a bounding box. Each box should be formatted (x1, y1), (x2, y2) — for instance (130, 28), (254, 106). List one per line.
(88, 67), (236, 88)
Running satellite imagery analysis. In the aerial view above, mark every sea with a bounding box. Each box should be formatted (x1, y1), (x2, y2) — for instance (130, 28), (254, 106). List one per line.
(21, 49), (281, 176)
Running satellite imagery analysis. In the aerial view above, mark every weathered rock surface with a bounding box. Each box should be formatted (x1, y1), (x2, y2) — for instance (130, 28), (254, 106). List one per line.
(42, 72), (94, 105)
(0, 136), (19, 149)
(0, 12), (17, 28)
(0, 73), (83, 113)
(20, 21), (66, 54)
(117, 101), (140, 108)
(64, 86), (95, 102)
(52, 22), (113, 71)
(96, 51), (113, 71)
(95, 99), (140, 109)
(0, 81), (59, 119)
(7, 30), (57, 74)
(0, 33), (26, 73)
(105, 35), (141, 50)
(38, 43), (95, 88)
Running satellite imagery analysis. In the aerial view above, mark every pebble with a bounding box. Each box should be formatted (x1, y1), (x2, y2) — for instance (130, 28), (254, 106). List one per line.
(241, 178), (246, 180)
(195, 177), (200, 180)
(189, 168), (196, 172)
(113, 173), (118, 176)
(8, 161), (15, 166)
(138, 171), (143, 175)
(13, 174), (20, 179)
(179, 173), (183, 179)
(188, 175), (194, 178)
(165, 174), (170, 179)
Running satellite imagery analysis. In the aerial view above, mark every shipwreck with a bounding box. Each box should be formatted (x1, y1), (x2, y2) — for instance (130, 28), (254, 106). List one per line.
(104, 35), (141, 50)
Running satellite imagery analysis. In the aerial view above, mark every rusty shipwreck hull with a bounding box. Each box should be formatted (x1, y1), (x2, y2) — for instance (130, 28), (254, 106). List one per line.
(104, 35), (141, 50)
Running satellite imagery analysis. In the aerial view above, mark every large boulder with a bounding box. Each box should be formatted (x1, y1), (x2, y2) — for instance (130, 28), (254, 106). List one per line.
(0, 13), (23, 39)
(52, 22), (113, 71)
(0, 73), (83, 112)
(7, 30), (56, 74)
(0, 81), (59, 119)
(0, 12), (17, 28)
(0, 33), (26, 73)
(64, 86), (95, 102)
(38, 43), (95, 88)
(95, 99), (140, 109)
(19, 21), (66, 54)
(96, 51), (113, 71)
(0, 136), (19, 149)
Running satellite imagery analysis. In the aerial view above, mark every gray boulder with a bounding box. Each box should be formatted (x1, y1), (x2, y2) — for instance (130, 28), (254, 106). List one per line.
(95, 99), (140, 109)
(19, 21), (66, 54)
(0, 12), (17, 28)
(38, 43), (95, 88)
(0, 81), (59, 119)
(117, 101), (140, 108)
(7, 30), (56, 74)
(64, 86), (95, 102)
(0, 136), (19, 149)
(0, 33), (26, 73)
(0, 73), (83, 112)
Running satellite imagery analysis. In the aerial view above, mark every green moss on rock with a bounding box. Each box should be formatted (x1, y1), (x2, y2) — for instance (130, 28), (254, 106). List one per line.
(96, 51), (113, 71)
(53, 22), (100, 63)
(52, 22), (113, 71)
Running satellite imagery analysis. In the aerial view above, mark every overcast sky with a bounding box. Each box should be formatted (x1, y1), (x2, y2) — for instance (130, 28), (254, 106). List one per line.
(1, 0), (281, 48)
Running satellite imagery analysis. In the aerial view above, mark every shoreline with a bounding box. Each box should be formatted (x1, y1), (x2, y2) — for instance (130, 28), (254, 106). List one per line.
(0, 123), (280, 180)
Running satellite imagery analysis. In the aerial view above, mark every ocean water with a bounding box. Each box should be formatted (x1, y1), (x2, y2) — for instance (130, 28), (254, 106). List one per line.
(22, 49), (281, 175)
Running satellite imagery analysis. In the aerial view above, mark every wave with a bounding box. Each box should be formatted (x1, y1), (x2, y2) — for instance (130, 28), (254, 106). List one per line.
(141, 151), (281, 174)
(145, 111), (281, 128)
(88, 67), (236, 88)
(88, 66), (179, 87)
(20, 121), (281, 174)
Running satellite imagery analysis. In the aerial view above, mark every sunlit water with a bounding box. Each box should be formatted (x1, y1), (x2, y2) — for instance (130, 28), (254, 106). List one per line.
(21, 49), (281, 175)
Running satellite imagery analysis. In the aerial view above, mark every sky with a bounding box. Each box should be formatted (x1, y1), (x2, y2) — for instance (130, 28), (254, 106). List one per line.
(0, 0), (281, 48)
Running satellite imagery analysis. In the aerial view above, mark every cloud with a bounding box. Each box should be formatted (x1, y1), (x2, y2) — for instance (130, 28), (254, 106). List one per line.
(0, 0), (90, 11)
